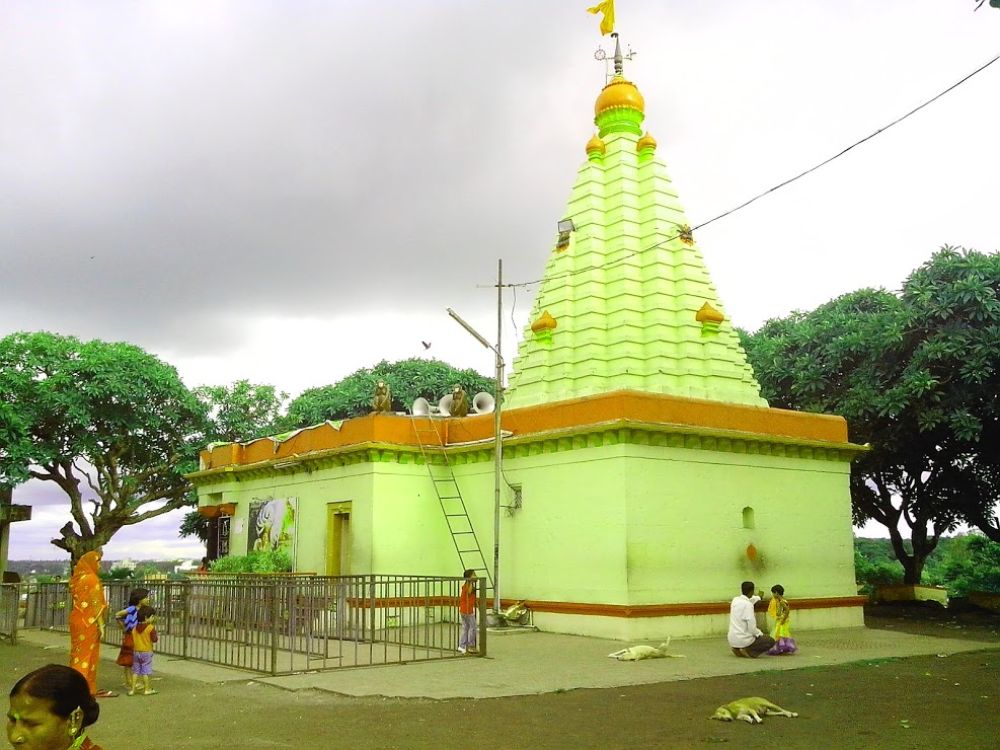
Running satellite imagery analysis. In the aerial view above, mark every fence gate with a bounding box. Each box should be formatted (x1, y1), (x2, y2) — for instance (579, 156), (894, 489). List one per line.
(23, 574), (473, 675)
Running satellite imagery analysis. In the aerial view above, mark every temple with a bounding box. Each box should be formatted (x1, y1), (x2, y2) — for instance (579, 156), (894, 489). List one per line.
(190, 36), (866, 639)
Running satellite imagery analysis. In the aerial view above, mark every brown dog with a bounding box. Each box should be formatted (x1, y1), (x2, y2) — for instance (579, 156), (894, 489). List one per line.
(710, 697), (798, 724)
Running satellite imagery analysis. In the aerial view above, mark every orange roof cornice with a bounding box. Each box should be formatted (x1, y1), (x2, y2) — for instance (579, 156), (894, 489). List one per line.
(191, 390), (864, 480)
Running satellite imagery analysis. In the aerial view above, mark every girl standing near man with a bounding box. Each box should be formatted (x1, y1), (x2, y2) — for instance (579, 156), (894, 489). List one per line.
(767, 584), (798, 655)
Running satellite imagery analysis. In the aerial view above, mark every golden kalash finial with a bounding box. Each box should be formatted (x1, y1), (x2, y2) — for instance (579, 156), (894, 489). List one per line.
(696, 302), (725, 325)
(531, 310), (558, 333)
(586, 133), (607, 157)
(593, 33), (644, 137)
(636, 131), (657, 152)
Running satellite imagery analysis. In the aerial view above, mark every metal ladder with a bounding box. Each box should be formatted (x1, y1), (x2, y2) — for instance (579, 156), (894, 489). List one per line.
(412, 418), (494, 602)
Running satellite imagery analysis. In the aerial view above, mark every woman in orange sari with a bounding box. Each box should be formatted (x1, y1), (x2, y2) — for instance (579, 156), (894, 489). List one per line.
(68, 550), (110, 697)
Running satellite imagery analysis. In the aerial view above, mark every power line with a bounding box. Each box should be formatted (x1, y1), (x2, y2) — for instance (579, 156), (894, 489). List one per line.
(504, 50), (1000, 290)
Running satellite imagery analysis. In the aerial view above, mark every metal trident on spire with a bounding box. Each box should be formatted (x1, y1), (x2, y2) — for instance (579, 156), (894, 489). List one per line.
(594, 32), (636, 83)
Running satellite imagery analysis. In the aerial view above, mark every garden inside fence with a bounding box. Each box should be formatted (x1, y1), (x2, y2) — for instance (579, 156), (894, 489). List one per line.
(22, 574), (486, 675)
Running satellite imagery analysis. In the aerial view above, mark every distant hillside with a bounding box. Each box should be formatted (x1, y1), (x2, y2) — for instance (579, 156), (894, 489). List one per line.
(5, 559), (188, 577)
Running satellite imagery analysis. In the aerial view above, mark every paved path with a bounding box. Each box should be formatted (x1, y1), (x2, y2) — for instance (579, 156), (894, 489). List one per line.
(19, 625), (997, 700)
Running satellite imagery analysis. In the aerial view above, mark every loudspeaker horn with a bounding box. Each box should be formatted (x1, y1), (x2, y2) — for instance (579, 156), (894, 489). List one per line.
(438, 394), (453, 417)
(412, 397), (430, 416)
(472, 391), (495, 414)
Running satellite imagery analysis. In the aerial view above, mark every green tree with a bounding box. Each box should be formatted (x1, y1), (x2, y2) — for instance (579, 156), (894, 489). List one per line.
(194, 380), (289, 443)
(178, 508), (210, 543)
(853, 542), (903, 594)
(933, 535), (1000, 596)
(179, 380), (290, 544)
(743, 247), (1000, 583)
(898, 247), (1000, 543)
(0, 332), (208, 565)
(0, 401), (31, 482)
(286, 358), (494, 427)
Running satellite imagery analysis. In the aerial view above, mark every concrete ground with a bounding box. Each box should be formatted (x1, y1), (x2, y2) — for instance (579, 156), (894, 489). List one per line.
(16, 622), (995, 699)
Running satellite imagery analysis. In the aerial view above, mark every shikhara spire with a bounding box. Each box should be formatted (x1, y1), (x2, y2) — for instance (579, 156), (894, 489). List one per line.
(505, 65), (767, 410)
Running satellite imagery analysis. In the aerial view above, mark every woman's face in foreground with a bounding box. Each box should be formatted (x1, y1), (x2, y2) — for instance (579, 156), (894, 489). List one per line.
(6, 693), (75, 750)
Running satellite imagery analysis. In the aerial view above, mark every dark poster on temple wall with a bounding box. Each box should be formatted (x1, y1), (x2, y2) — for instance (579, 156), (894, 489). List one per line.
(218, 515), (231, 557)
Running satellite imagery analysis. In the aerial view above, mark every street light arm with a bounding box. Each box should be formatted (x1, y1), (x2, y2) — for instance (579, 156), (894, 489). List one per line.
(446, 308), (504, 363)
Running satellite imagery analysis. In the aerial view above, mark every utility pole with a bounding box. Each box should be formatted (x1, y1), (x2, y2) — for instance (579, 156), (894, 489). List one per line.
(447, 258), (505, 615)
(492, 259), (504, 616)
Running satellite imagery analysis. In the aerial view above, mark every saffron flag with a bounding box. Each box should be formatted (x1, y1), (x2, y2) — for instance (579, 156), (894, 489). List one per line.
(587, 1), (615, 36)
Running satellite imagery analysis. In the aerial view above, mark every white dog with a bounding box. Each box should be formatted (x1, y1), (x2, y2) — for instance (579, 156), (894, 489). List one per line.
(607, 637), (684, 661)
(710, 697), (798, 724)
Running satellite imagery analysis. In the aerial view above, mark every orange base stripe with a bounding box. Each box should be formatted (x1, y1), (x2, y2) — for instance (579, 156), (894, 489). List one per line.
(500, 596), (868, 618)
(342, 595), (867, 615)
(347, 596), (457, 609)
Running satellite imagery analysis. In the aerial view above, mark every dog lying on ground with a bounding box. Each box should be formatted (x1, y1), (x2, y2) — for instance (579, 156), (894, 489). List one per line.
(607, 637), (685, 661)
(710, 697), (798, 724)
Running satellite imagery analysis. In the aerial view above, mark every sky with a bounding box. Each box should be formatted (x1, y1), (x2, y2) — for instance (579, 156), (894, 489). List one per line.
(2, 1), (998, 559)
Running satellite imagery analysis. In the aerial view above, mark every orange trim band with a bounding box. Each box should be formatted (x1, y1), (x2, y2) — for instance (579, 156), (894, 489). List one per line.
(198, 389), (855, 471)
(500, 596), (868, 618)
(341, 595), (867, 616)
(347, 596), (456, 609)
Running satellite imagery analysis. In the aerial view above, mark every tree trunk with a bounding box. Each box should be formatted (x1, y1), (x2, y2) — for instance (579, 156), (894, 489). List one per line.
(900, 552), (927, 585)
(55, 521), (112, 569)
(0, 484), (12, 575)
(886, 524), (932, 585)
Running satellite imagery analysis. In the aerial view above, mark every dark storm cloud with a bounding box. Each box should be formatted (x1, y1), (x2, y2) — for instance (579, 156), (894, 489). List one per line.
(2, 0), (996, 365)
(0, 1), (580, 351)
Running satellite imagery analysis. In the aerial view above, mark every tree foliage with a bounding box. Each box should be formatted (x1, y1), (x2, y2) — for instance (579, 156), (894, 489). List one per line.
(857, 534), (1000, 597)
(178, 504), (210, 543)
(286, 358), (494, 427)
(177, 380), (289, 544)
(194, 380), (289, 444)
(0, 332), (209, 564)
(743, 247), (1000, 583)
(209, 549), (293, 573)
(853, 538), (904, 594)
(926, 535), (1000, 596)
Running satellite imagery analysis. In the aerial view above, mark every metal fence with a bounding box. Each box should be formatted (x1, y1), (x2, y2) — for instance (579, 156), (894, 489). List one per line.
(23, 574), (486, 675)
(0, 583), (19, 644)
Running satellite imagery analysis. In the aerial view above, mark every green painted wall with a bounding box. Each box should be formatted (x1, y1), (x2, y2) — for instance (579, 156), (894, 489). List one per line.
(369, 464), (459, 576)
(623, 447), (856, 604)
(442, 442), (857, 607)
(195, 436), (859, 638)
(202, 466), (376, 575)
(471, 445), (632, 604)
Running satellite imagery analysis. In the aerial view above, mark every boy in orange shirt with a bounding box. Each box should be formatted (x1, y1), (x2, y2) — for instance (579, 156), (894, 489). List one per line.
(458, 569), (478, 655)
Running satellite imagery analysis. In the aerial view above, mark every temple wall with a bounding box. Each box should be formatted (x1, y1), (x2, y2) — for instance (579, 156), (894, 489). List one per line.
(197, 467), (376, 575)
(440, 442), (857, 608)
(194, 435), (861, 639)
(622, 446), (858, 604)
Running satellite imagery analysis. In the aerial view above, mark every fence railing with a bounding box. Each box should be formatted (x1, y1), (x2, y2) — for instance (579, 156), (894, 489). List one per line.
(0, 584), (19, 644)
(23, 574), (486, 675)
